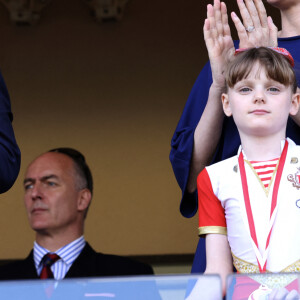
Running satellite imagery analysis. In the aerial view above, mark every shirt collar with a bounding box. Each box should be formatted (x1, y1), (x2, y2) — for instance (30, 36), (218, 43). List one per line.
(33, 236), (86, 269)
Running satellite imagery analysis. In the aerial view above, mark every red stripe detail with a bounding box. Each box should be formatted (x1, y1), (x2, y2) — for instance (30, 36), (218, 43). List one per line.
(250, 158), (279, 164)
(261, 177), (272, 182)
(252, 164), (277, 170)
(257, 170), (274, 176)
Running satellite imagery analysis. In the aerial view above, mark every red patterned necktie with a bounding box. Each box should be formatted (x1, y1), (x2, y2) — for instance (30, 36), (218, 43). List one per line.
(40, 253), (60, 279)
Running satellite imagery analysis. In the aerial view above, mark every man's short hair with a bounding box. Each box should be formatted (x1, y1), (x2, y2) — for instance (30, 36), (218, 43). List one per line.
(48, 148), (93, 195)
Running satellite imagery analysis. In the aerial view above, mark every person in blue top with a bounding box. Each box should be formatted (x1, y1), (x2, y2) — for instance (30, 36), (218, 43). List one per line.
(170, 0), (300, 273)
(0, 71), (20, 193)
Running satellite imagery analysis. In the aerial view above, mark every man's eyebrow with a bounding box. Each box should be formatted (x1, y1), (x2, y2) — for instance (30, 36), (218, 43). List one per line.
(23, 175), (59, 185)
(41, 175), (59, 181)
(23, 178), (34, 185)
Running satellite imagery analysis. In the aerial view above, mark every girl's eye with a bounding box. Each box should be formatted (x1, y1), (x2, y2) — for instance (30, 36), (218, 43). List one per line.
(268, 87), (280, 92)
(239, 87), (251, 93)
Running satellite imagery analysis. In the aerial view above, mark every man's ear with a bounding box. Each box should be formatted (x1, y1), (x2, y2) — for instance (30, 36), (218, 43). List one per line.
(222, 93), (232, 117)
(290, 92), (300, 116)
(77, 189), (92, 212)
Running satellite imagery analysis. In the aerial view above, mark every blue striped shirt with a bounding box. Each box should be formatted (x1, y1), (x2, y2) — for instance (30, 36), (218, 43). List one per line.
(33, 236), (86, 280)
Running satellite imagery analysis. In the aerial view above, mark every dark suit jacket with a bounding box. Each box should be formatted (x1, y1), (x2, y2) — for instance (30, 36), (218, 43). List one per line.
(0, 243), (153, 280)
(0, 243), (162, 300)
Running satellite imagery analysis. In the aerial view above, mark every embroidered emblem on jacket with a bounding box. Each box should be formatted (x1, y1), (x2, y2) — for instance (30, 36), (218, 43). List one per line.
(287, 168), (300, 189)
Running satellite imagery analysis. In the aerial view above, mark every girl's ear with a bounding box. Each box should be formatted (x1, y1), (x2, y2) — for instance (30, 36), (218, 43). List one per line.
(222, 93), (232, 117)
(289, 92), (300, 116)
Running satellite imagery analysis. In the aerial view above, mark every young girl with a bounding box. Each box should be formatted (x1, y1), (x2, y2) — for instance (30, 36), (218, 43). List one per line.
(170, 0), (300, 276)
(197, 46), (300, 299)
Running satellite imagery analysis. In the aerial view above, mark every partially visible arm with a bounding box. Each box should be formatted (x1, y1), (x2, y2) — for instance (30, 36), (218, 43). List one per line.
(196, 167), (230, 278)
(187, 83), (224, 193)
(187, 0), (235, 194)
(205, 234), (233, 296)
(187, 0), (279, 194)
(170, 0), (279, 217)
(186, 234), (233, 299)
(170, 1), (236, 218)
(0, 71), (20, 193)
(169, 62), (215, 218)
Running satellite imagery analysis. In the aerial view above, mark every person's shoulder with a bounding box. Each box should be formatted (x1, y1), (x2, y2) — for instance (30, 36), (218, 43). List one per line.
(198, 155), (238, 189)
(287, 138), (300, 153)
(206, 155), (238, 173)
(278, 35), (300, 44)
(0, 253), (35, 280)
(96, 252), (154, 275)
(82, 243), (153, 276)
(278, 36), (300, 59)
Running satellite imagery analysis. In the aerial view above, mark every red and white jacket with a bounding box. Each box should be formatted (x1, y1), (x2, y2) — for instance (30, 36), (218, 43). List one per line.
(198, 138), (300, 273)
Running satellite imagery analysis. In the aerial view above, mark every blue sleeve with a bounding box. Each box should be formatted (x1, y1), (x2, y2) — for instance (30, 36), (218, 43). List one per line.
(170, 41), (242, 219)
(170, 62), (212, 218)
(0, 71), (21, 193)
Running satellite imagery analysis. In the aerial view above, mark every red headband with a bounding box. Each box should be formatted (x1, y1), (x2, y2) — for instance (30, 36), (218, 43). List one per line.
(235, 47), (295, 67)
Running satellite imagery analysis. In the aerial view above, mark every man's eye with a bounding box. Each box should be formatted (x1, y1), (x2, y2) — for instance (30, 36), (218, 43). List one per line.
(47, 181), (57, 186)
(24, 184), (33, 190)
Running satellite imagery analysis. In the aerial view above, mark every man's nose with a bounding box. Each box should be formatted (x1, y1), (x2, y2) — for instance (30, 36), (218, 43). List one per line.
(31, 183), (43, 200)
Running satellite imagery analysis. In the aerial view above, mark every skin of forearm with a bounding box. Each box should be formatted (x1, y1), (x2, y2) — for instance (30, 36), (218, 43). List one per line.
(205, 268), (229, 297)
(186, 83), (225, 193)
(205, 234), (233, 297)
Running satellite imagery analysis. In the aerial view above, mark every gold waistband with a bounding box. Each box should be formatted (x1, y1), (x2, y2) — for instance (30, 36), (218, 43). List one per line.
(232, 253), (299, 288)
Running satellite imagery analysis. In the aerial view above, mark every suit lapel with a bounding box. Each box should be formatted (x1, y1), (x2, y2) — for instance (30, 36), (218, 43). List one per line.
(23, 250), (39, 279)
(65, 243), (99, 278)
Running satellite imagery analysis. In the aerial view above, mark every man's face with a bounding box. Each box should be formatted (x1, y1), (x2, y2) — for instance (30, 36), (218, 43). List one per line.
(24, 152), (83, 235)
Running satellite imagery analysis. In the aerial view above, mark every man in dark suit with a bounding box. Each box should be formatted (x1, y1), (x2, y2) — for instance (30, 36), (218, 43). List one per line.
(0, 148), (153, 280)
